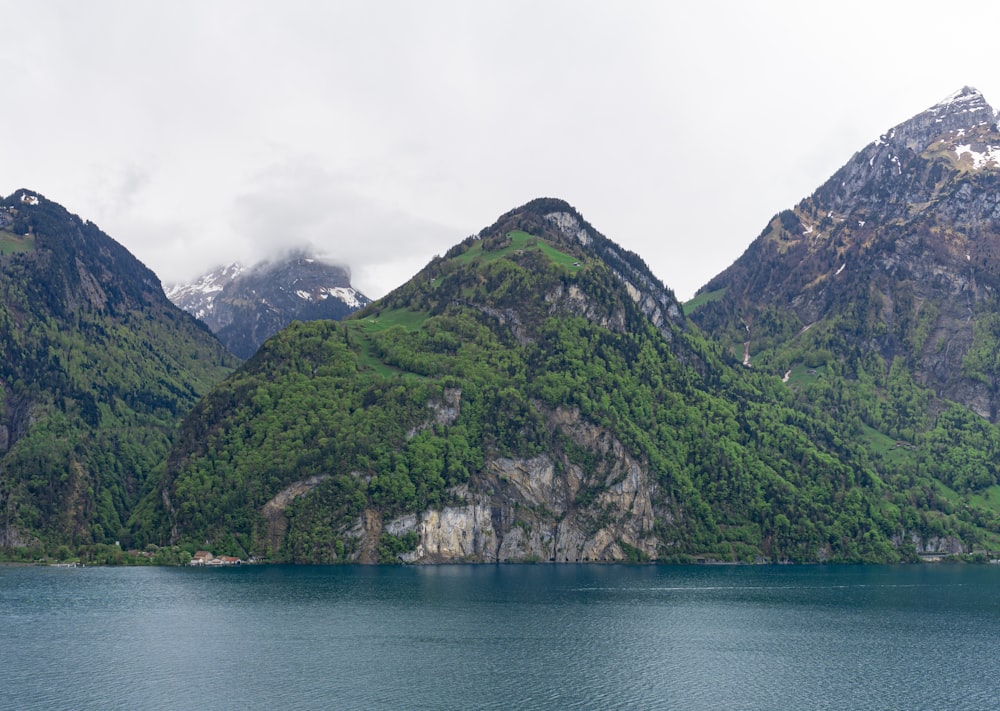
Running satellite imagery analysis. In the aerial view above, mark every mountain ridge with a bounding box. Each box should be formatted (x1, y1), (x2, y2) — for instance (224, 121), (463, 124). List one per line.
(691, 86), (1000, 417)
(9, 86), (1000, 563)
(151, 197), (995, 564)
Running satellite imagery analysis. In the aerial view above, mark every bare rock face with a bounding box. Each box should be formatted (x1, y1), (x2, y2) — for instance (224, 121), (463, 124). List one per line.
(361, 405), (663, 563)
(397, 503), (498, 563)
(408, 388), (462, 438)
(893, 532), (966, 556)
(0, 522), (31, 548)
(543, 209), (682, 341)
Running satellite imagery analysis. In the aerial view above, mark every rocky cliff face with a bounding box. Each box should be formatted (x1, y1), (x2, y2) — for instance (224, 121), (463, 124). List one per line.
(167, 252), (370, 359)
(692, 87), (1000, 420)
(388, 404), (660, 563)
(543, 209), (684, 340)
(262, 402), (664, 563)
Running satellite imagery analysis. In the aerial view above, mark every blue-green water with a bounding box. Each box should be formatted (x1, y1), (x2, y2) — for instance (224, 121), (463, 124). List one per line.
(2, 564), (999, 710)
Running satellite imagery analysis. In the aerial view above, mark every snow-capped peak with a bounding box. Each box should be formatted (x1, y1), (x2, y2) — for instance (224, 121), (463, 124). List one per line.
(166, 253), (370, 359)
(936, 86), (984, 107)
(925, 86), (994, 122)
(165, 262), (245, 301)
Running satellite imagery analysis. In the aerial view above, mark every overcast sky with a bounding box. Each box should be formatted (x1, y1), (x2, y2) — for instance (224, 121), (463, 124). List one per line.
(5, 1), (1000, 301)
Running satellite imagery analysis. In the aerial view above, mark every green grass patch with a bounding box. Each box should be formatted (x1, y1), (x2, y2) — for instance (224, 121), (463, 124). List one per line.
(932, 482), (966, 510)
(353, 308), (430, 334)
(683, 287), (726, 315)
(518, 232), (583, 272)
(451, 230), (584, 274)
(858, 423), (916, 467)
(968, 484), (1000, 514)
(0, 231), (34, 256)
(346, 309), (431, 380)
(782, 363), (827, 388)
(352, 334), (403, 378)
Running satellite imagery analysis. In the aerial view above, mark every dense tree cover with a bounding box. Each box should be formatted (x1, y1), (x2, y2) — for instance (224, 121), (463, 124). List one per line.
(685, 106), (1000, 561)
(154, 209), (1000, 563)
(8, 192), (1000, 564)
(0, 192), (236, 557)
(692, 281), (1000, 555)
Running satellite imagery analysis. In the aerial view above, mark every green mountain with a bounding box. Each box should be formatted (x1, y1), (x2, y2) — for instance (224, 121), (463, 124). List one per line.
(0, 190), (237, 555)
(155, 198), (993, 564)
(689, 87), (1000, 546)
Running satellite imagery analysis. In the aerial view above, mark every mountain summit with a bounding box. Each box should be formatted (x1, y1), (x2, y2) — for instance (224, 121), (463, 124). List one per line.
(167, 252), (370, 359)
(884, 85), (995, 154)
(466, 198), (685, 333)
(691, 86), (1000, 421)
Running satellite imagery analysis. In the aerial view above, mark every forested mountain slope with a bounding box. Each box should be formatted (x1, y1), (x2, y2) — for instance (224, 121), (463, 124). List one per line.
(0, 190), (237, 553)
(153, 198), (996, 563)
(688, 87), (1000, 539)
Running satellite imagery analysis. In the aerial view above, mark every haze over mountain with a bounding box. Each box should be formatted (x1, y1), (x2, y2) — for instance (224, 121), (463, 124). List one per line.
(166, 253), (370, 359)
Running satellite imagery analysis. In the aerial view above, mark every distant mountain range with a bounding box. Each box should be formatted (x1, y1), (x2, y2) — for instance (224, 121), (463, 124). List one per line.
(8, 87), (1000, 565)
(166, 253), (370, 359)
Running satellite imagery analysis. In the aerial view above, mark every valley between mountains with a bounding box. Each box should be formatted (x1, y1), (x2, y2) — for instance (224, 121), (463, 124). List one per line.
(6, 88), (1000, 564)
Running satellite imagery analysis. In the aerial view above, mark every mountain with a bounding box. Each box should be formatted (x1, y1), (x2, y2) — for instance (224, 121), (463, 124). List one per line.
(691, 87), (1000, 419)
(166, 252), (370, 359)
(688, 86), (1000, 515)
(0, 190), (238, 554)
(153, 198), (993, 564)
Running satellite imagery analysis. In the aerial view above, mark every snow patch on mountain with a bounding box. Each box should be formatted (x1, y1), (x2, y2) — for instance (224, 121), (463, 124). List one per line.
(322, 286), (363, 309)
(166, 263), (244, 300)
(953, 143), (1000, 169)
(293, 286), (363, 308)
(165, 263), (246, 320)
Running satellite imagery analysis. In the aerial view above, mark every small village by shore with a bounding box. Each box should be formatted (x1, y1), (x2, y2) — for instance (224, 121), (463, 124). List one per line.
(189, 551), (253, 566)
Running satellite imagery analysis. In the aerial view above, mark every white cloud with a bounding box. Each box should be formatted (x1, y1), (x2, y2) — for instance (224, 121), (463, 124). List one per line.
(4, 1), (1000, 301)
(227, 157), (459, 297)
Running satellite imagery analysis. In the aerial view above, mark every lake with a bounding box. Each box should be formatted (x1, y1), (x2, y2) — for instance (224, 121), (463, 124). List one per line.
(2, 563), (998, 710)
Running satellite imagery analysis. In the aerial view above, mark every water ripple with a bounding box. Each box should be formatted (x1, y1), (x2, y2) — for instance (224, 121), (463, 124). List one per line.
(2, 564), (999, 710)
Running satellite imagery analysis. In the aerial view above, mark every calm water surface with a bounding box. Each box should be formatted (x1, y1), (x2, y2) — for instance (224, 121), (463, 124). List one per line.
(2, 563), (998, 710)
